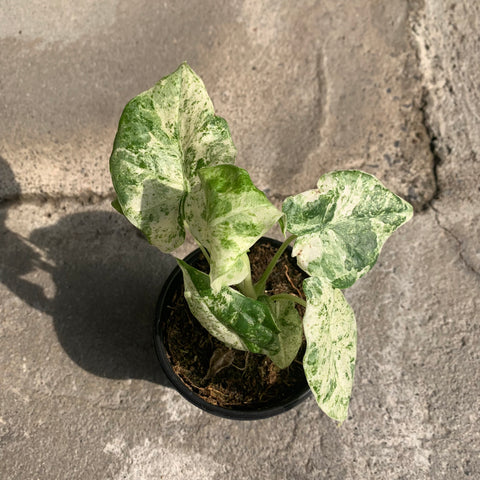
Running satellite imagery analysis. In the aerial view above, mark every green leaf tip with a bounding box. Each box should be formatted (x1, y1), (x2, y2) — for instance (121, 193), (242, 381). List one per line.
(111, 197), (123, 214)
(283, 170), (413, 288)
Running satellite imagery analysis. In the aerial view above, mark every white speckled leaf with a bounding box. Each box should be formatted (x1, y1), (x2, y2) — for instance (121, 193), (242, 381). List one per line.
(282, 170), (413, 288)
(185, 165), (283, 291)
(262, 297), (303, 369)
(110, 63), (236, 252)
(303, 276), (356, 422)
(178, 260), (280, 355)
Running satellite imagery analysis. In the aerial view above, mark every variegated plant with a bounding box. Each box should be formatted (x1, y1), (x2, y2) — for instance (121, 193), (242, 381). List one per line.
(110, 63), (413, 421)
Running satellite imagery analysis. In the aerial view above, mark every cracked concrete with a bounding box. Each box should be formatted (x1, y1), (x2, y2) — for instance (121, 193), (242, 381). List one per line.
(1, 1), (479, 479)
(411, 0), (480, 277)
(431, 205), (480, 279)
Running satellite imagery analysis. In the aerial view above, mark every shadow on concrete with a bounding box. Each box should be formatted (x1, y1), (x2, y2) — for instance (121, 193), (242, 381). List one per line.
(0, 163), (56, 324)
(0, 155), (174, 387)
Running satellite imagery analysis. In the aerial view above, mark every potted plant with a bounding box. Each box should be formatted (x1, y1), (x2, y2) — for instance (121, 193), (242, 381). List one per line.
(109, 63), (413, 421)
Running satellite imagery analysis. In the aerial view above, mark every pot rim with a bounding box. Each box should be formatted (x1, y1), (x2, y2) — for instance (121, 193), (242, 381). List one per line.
(154, 236), (311, 421)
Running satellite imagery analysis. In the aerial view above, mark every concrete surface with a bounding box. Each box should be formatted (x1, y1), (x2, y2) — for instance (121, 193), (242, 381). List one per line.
(0, 1), (478, 478)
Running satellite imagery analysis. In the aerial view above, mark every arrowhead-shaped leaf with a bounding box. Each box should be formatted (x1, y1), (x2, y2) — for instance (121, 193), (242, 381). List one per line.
(282, 170), (413, 288)
(178, 260), (280, 355)
(185, 165), (283, 291)
(110, 63), (236, 252)
(303, 276), (356, 422)
(261, 297), (303, 369)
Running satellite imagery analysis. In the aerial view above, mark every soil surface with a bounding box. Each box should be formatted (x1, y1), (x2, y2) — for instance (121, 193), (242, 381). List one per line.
(164, 239), (308, 409)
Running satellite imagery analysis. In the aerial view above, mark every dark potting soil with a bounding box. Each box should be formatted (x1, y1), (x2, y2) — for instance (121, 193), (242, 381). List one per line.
(164, 240), (308, 408)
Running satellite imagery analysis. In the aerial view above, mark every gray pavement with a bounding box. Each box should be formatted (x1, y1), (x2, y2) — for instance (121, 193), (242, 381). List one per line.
(1, 1), (479, 478)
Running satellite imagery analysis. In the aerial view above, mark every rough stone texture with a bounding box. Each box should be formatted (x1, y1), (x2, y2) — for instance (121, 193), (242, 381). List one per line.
(408, 2), (480, 477)
(412, 0), (480, 273)
(1, 1), (479, 479)
(0, 0), (434, 209)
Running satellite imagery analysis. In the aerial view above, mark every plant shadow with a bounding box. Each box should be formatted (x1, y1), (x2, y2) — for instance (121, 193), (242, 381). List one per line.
(0, 157), (175, 387)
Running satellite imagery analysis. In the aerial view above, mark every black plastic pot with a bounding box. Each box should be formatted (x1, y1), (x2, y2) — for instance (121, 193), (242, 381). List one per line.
(154, 237), (311, 420)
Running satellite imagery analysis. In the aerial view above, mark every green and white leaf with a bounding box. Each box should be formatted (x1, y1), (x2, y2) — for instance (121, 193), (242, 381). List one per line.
(110, 62), (236, 252)
(283, 170), (413, 289)
(178, 260), (280, 355)
(261, 297), (303, 369)
(185, 164), (283, 291)
(303, 276), (356, 422)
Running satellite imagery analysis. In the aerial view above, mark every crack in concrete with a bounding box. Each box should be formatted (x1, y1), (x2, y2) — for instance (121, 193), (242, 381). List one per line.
(431, 204), (480, 279)
(410, 3), (480, 282)
(409, 2), (443, 213)
(419, 88), (441, 210)
(0, 192), (115, 209)
(419, 69), (480, 277)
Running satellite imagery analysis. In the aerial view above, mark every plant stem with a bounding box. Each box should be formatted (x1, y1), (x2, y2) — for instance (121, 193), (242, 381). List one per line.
(185, 223), (211, 264)
(269, 293), (307, 308)
(254, 234), (297, 296)
(237, 261), (257, 299)
(195, 241), (211, 264)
